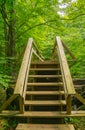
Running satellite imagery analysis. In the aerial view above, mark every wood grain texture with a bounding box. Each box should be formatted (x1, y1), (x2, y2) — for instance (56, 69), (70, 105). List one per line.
(56, 36), (75, 95)
(14, 38), (33, 95)
(25, 100), (66, 106)
(26, 91), (64, 95)
(27, 82), (63, 86)
(16, 124), (75, 130)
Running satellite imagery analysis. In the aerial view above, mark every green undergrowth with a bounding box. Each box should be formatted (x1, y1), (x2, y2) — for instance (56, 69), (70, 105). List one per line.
(65, 117), (85, 130)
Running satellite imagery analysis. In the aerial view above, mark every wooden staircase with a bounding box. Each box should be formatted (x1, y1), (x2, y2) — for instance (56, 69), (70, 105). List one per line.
(16, 60), (75, 129)
(1, 36), (85, 130)
(24, 61), (66, 123)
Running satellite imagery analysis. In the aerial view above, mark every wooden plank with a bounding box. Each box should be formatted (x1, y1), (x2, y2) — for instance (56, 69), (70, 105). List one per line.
(0, 111), (20, 116)
(32, 49), (44, 62)
(25, 100), (66, 106)
(30, 68), (60, 71)
(14, 38), (33, 95)
(29, 75), (62, 78)
(26, 91), (64, 95)
(66, 95), (71, 114)
(32, 41), (44, 60)
(62, 41), (76, 60)
(16, 124), (75, 130)
(56, 36), (75, 95)
(1, 111), (85, 117)
(22, 49), (33, 99)
(31, 61), (59, 65)
(19, 96), (24, 114)
(0, 94), (18, 112)
(27, 82), (63, 86)
(75, 92), (85, 104)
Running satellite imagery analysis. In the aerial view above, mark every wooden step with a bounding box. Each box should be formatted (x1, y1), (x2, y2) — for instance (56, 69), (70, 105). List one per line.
(29, 75), (62, 78)
(5, 111), (69, 118)
(27, 82), (63, 86)
(1, 110), (85, 117)
(16, 124), (75, 130)
(31, 61), (59, 65)
(26, 91), (64, 95)
(30, 68), (60, 71)
(25, 100), (66, 106)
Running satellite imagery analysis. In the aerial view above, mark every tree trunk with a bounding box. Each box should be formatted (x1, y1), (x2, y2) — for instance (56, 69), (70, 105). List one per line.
(5, 1), (15, 58)
(0, 1), (16, 75)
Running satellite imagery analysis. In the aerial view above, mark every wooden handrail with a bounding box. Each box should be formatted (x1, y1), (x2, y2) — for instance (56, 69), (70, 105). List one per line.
(14, 38), (33, 96)
(0, 38), (44, 113)
(55, 36), (76, 114)
(14, 38), (44, 96)
(51, 39), (76, 61)
(56, 36), (75, 95)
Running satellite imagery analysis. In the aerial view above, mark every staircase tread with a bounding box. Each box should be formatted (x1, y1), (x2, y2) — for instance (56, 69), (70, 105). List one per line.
(31, 61), (59, 64)
(11, 111), (68, 117)
(29, 75), (62, 78)
(1, 110), (85, 117)
(16, 124), (75, 130)
(27, 82), (63, 86)
(25, 100), (66, 105)
(26, 91), (64, 95)
(30, 68), (60, 71)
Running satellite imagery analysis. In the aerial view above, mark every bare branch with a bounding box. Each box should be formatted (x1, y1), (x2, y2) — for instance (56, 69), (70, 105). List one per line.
(16, 22), (27, 30)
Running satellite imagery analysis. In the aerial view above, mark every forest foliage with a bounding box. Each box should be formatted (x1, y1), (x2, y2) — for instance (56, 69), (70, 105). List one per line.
(0, 0), (85, 88)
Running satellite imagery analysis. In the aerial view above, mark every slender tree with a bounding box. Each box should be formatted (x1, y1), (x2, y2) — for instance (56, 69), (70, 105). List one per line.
(0, 0), (16, 58)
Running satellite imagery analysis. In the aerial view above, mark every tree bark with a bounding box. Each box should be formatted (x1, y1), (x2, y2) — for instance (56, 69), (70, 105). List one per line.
(0, 1), (16, 75)
(0, 1), (15, 57)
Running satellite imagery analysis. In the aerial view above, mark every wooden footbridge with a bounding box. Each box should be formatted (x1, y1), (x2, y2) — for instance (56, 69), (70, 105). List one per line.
(0, 36), (85, 130)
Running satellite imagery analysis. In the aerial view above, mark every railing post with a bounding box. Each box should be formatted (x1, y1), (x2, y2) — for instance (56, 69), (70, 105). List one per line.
(66, 95), (71, 114)
(19, 96), (24, 114)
